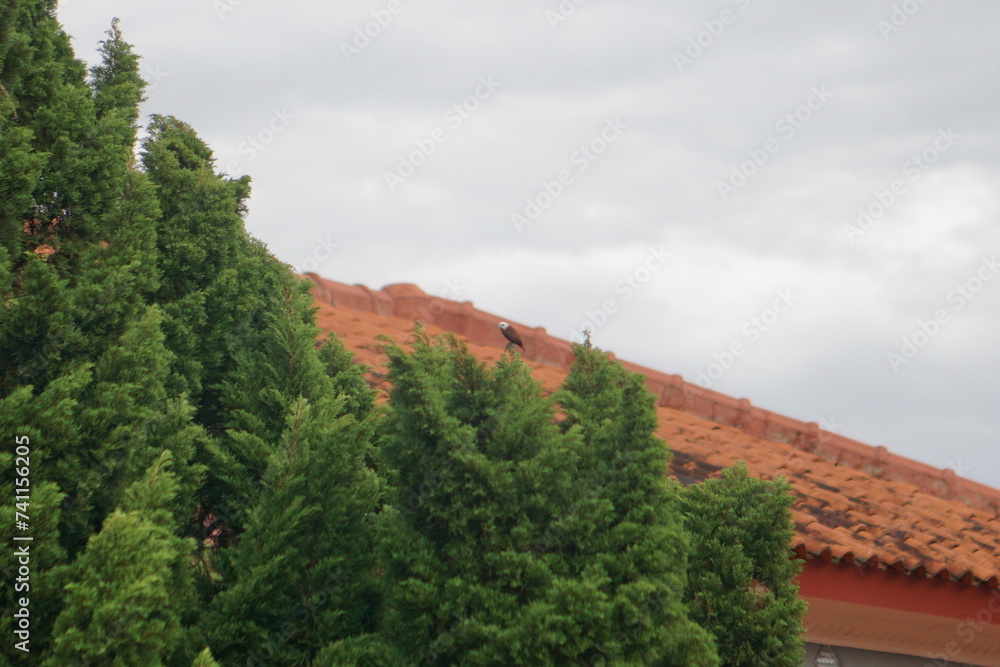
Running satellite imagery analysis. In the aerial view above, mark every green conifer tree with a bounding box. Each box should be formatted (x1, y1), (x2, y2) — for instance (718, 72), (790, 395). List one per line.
(378, 330), (591, 664)
(137, 115), (301, 538)
(139, 113), (252, 407)
(44, 450), (195, 666)
(52, 305), (204, 557)
(0, 367), (82, 660)
(1, 7), (156, 394)
(680, 462), (805, 666)
(0, 0), (94, 258)
(202, 394), (383, 665)
(552, 343), (719, 666)
(1, 10), (203, 660)
(318, 332), (376, 421)
(90, 18), (145, 134)
(2, 8), (384, 664)
(191, 285), (383, 663)
(194, 263), (349, 542)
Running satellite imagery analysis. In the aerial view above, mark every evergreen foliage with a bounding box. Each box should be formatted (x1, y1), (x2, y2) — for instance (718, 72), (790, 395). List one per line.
(680, 462), (806, 666)
(139, 113), (251, 411)
(0, 373), (70, 653)
(192, 646), (221, 667)
(201, 371), (382, 664)
(377, 329), (585, 664)
(0, 5), (807, 664)
(44, 451), (194, 666)
(551, 343), (719, 666)
(1, 7), (383, 664)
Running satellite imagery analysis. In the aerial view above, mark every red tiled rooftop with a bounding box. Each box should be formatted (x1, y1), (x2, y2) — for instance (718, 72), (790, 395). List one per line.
(307, 274), (1000, 590)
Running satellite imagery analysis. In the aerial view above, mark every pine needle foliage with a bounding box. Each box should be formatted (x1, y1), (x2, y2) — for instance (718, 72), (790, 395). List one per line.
(201, 394), (383, 666)
(376, 329), (584, 664)
(552, 343), (720, 666)
(679, 462), (806, 666)
(1, 6), (808, 665)
(44, 451), (194, 666)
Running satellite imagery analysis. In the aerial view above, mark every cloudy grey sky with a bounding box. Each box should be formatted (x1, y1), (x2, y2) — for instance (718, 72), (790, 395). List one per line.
(60, 1), (1000, 486)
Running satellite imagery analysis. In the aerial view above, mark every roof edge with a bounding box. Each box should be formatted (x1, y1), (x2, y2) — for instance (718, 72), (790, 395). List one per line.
(303, 273), (1000, 517)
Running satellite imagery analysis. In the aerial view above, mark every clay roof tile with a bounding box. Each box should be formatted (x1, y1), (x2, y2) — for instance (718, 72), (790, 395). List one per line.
(308, 276), (1000, 589)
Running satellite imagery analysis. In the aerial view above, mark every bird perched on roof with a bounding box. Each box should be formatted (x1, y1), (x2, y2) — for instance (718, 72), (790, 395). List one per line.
(497, 321), (525, 353)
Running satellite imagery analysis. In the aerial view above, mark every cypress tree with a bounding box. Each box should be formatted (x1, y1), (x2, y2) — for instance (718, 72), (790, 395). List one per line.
(552, 343), (719, 666)
(1, 6), (156, 396)
(44, 450), (194, 666)
(2, 8), (387, 664)
(1, 10), (204, 660)
(202, 394), (383, 665)
(0, 8), (144, 270)
(679, 462), (805, 666)
(377, 330), (586, 664)
(53, 305), (204, 557)
(194, 261), (349, 543)
(0, 366), (81, 660)
(0, 0), (94, 258)
(139, 113), (252, 409)
(137, 115), (305, 540)
(90, 18), (145, 139)
(197, 299), (382, 665)
(0, 44), (42, 254)
(318, 331), (376, 421)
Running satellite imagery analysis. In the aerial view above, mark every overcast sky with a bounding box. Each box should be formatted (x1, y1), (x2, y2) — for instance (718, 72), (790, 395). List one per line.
(59, 1), (1000, 486)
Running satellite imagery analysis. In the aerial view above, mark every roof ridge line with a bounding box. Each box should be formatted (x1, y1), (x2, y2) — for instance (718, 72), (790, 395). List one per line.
(303, 273), (1000, 516)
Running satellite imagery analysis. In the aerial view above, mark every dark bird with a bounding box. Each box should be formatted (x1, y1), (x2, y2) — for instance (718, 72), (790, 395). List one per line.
(497, 321), (525, 352)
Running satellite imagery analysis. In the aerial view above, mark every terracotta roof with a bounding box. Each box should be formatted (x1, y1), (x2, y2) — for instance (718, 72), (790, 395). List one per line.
(307, 274), (1000, 589)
